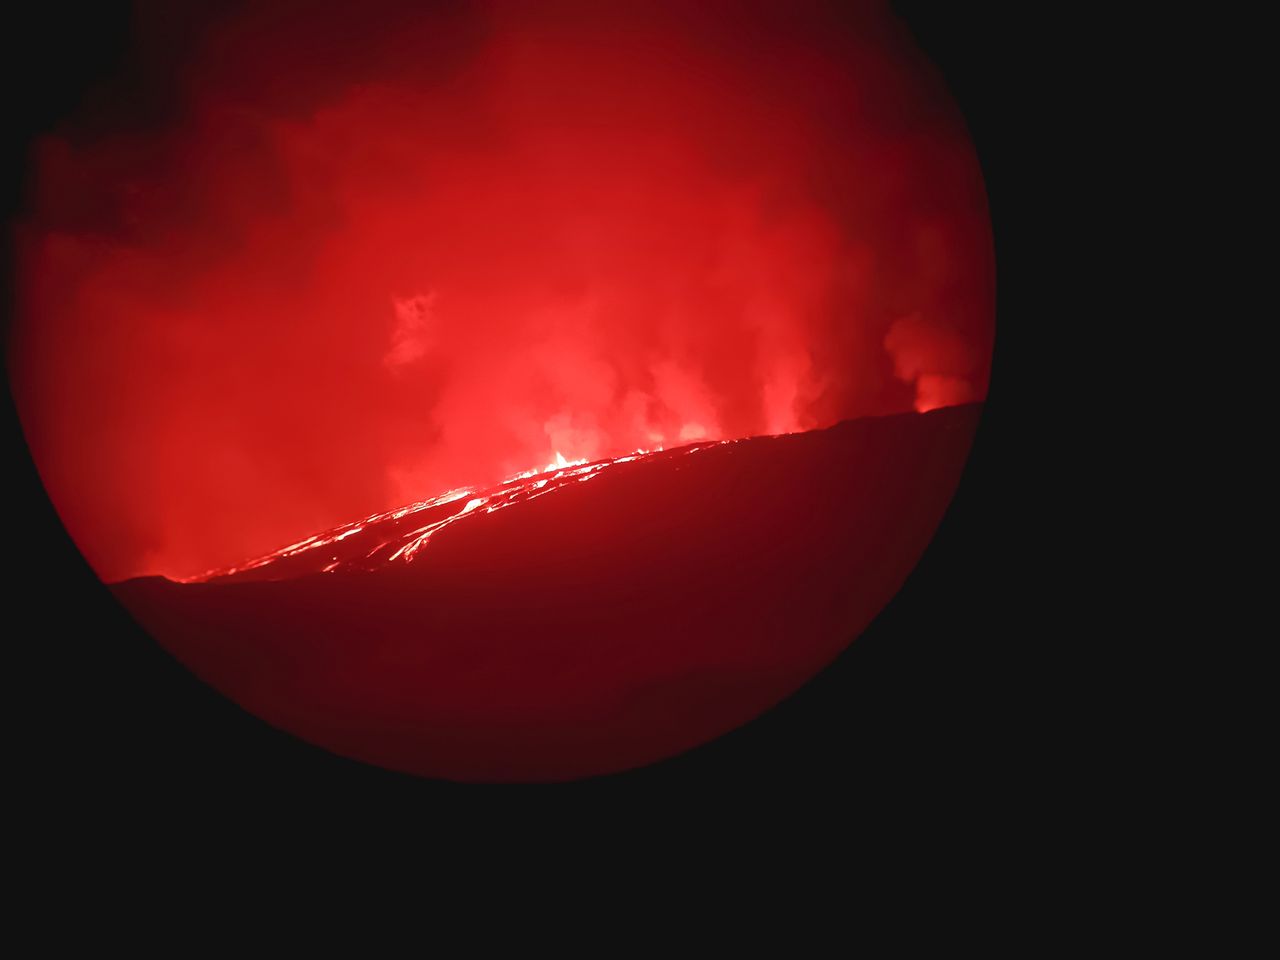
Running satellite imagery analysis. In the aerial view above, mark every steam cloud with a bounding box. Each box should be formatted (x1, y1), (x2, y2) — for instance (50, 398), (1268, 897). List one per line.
(11, 0), (994, 580)
(883, 313), (983, 412)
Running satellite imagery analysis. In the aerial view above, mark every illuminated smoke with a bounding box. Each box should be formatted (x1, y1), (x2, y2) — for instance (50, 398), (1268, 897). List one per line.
(10, 0), (994, 580)
(384, 292), (437, 371)
(883, 313), (985, 413)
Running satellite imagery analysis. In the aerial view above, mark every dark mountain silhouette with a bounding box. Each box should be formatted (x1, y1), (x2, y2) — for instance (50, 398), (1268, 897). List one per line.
(111, 403), (981, 782)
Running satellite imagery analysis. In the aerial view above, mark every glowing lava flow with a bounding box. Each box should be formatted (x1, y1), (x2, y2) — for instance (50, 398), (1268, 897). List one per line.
(179, 440), (736, 584)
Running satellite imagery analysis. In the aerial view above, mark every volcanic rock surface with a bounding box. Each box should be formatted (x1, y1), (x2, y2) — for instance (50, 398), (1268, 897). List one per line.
(112, 403), (981, 781)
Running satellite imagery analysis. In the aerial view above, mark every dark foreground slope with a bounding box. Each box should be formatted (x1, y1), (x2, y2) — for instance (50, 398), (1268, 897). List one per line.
(112, 404), (981, 782)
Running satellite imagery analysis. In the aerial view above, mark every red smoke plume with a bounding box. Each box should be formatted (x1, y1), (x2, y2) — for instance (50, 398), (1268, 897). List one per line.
(10, 0), (994, 581)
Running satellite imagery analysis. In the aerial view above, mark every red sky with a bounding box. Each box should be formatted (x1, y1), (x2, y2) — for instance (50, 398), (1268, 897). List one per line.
(10, 0), (994, 581)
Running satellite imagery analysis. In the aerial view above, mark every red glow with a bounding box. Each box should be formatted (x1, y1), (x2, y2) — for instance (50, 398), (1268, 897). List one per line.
(180, 437), (733, 583)
(10, 0), (994, 583)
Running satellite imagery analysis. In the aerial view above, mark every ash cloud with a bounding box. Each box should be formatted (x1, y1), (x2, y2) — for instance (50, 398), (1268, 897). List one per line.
(11, 0), (994, 580)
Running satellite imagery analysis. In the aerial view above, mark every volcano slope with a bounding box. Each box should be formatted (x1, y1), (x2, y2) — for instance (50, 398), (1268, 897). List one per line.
(110, 403), (981, 782)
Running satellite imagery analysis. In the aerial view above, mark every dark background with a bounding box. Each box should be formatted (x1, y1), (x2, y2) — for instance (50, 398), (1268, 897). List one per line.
(3, 2), (1061, 830)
